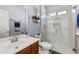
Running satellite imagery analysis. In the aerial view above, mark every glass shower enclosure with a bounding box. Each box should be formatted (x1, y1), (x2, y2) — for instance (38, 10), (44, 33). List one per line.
(41, 5), (76, 54)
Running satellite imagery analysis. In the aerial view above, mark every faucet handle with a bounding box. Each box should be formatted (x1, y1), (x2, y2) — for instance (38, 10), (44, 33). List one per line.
(14, 37), (18, 40)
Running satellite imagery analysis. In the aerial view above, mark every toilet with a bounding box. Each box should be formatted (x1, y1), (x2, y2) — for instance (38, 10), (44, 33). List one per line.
(39, 41), (52, 54)
(34, 34), (52, 54)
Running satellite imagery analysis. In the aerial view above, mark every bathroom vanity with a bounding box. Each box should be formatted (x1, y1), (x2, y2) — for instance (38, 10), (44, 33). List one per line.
(16, 41), (39, 54)
(0, 34), (39, 54)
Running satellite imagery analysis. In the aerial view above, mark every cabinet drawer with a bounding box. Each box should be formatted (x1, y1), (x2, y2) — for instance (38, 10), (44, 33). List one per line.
(31, 48), (39, 54)
(16, 46), (31, 54)
(31, 41), (39, 52)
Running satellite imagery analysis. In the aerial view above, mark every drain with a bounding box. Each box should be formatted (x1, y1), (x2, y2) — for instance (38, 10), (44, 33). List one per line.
(15, 47), (19, 49)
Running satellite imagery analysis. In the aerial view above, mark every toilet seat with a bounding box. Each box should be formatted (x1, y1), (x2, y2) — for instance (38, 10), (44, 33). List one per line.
(39, 41), (52, 50)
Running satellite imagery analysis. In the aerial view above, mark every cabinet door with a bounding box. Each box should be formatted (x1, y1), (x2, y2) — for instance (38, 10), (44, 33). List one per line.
(31, 48), (39, 54)
(31, 41), (39, 54)
(16, 46), (31, 54)
(16, 41), (39, 54)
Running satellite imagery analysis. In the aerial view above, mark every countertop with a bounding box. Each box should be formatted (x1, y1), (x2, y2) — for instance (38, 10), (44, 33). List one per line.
(0, 34), (39, 54)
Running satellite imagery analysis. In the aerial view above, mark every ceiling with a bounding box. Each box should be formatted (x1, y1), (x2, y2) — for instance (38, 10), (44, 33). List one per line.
(44, 5), (71, 13)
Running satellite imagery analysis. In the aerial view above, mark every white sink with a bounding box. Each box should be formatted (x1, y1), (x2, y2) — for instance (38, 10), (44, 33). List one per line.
(5, 40), (29, 52)
(0, 38), (10, 44)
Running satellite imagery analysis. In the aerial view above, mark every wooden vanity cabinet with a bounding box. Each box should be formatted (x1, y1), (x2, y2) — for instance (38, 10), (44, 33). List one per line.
(16, 41), (39, 54)
(31, 41), (39, 54)
(16, 46), (32, 54)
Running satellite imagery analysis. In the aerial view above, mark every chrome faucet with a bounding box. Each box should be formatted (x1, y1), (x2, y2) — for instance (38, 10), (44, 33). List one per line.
(10, 37), (18, 43)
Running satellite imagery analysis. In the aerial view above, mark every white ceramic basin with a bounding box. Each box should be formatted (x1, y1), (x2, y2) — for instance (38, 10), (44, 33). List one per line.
(0, 38), (10, 44)
(5, 40), (30, 52)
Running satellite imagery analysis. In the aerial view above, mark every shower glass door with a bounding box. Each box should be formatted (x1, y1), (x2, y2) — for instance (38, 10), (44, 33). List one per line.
(45, 6), (75, 54)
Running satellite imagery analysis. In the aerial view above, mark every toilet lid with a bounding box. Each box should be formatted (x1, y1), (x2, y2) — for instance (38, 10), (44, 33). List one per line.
(39, 42), (52, 49)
